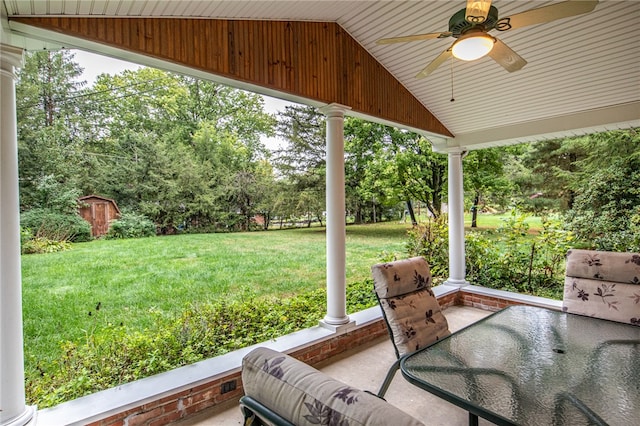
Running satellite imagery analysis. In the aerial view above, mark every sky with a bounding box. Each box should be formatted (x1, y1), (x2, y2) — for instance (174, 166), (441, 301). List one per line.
(72, 49), (292, 150)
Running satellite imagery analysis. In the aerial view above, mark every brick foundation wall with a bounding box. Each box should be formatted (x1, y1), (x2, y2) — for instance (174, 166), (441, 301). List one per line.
(87, 318), (389, 426)
(85, 288), (534, 425)
(459, 291), (527, 312)
(90, 372), (244, 426)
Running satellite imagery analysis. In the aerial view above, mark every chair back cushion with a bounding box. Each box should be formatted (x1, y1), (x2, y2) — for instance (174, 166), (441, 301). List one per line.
(371, 257), (450, 357)
(563, 249), (640, 325)
(242, 347), (425, 426)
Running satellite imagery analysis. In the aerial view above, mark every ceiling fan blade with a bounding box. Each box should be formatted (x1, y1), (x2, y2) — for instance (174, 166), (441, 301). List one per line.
(496, 1), (598, 31)
(465, 0), (492, 24)
(488, 38), (527, 72)
(376, 32), (452, 45)
(416, 48), (453, 79)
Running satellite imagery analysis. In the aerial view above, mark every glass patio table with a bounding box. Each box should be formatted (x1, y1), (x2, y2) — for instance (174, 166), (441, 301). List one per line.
(400, 305), (640, 426)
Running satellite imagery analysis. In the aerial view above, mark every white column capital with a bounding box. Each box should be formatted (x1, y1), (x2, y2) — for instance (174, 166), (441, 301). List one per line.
(1, 44), (24, 77)
(443, 146), (466, 155)
(318, 103), (351, 118)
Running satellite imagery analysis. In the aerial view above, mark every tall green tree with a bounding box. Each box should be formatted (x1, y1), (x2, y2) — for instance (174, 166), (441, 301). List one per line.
(463, 148), (511, 227)
(563, 129), (640, 251)
(392, 135), (447, 220)
(16, 50), (90, 210)
(274, 105), (327, 222)
(520, 138), (588, 210)
(344, 118), (388, 223)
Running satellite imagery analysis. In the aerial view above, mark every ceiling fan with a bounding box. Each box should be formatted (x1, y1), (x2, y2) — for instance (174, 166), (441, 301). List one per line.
(376, 1), (599, 78)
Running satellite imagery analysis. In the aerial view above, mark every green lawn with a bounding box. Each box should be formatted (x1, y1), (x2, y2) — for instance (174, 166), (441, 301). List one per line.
(22, 212), (542, 373)
(21, 222), (409, 369)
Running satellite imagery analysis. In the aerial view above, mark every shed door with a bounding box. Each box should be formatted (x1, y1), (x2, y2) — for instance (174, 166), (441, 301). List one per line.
(92, 202), (110, 236)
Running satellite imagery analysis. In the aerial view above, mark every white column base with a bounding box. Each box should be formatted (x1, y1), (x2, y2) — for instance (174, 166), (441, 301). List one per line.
(318, 318), (356, 333)
(2, 406), (36, 426)
(443, 278), (470, 287)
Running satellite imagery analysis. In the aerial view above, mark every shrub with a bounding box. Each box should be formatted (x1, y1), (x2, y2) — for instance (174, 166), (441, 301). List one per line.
(21, 236), (72, 254)
(465, 211), (573, 299)
(25, 279), (378, 408)
(405, 215), (449, 279)
(406, 210), (572, 299)
(106, 212), (156, 239)
(20, 208), (91, 243)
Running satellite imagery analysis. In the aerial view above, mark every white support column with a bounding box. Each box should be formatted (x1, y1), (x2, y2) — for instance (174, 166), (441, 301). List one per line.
(318, 103), (353, 330)
(1, 44), (36, 426)
(443, 149), (469, 287)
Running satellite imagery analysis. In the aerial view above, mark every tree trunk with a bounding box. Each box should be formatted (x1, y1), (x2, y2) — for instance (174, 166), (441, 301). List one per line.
(406, 200), (418, 226)
(471, 191), (480, 228)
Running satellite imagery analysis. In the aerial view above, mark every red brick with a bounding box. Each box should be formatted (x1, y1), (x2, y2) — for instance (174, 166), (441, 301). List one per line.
(190, 389), (215, 405)
(126, 407), (165, 426)
(92, 409), (138, 426)
(184, 398), (217, 416)
(148, 410), (185, 426)
(190, 381), (218, 395)
(142, 394), (179, 411)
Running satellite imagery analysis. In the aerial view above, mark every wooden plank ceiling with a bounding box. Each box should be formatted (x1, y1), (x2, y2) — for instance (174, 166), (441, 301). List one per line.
(9, 16), (453, 138)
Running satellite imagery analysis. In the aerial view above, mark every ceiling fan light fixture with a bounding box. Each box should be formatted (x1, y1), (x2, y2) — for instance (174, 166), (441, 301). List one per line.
(451, 33), (495, 61)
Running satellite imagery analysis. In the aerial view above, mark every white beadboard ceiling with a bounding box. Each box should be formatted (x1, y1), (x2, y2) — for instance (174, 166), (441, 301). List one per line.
(2, 1), (639, 152)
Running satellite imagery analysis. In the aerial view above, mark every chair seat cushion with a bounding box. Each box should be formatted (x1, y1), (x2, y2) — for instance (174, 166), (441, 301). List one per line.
(372, 257), (450, 356)
(242, 347), (425, 426)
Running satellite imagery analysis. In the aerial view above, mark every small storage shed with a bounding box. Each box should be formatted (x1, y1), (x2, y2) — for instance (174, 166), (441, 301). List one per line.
(78, 195), (121, 237)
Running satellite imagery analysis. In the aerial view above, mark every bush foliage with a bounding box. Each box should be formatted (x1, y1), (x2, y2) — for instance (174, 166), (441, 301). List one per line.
(106, 212), (157, 239)
(26, 279), (377, 408)
(406, 210), (573, 299)
(404, 215), (449, 281)
(20, 208), (91, 250)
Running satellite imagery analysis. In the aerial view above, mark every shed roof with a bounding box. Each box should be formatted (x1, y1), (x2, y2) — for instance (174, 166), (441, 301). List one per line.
(79, 195), (121, 214)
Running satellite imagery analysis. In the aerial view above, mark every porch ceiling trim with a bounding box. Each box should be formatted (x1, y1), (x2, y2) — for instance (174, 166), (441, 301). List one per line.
(439, 101), (640, 152)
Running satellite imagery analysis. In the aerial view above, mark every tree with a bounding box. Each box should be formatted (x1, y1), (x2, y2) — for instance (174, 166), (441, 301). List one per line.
(85, 68), (276, 232)
(392, 135), (447, 220)
(16, 50), (90, 210)
(344, 118), (388, 223)
(463, 148), (511, 227)
(563, 129), (640, 251)
(273, 105), (327, 222)
(520, 138), (588, 210)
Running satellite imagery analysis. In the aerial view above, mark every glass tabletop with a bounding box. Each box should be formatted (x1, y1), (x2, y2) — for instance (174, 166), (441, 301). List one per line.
(400, 305), (640, 426)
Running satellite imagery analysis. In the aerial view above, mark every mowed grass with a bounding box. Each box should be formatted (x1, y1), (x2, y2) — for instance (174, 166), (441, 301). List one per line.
(22, 212), (541, 372)
(21, 222), (410, 369)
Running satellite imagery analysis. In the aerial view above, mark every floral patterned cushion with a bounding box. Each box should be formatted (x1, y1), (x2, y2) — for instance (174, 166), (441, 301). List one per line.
(241, 347), (425, 426)
(371, 257), (450, 357)
(563, 249), (640, 325)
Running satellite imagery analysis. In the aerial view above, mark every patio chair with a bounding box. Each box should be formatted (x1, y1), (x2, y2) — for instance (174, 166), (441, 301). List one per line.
(240, 347), (425, 426)
(562, 249), (640, 325)
(371, 256), (450, 397)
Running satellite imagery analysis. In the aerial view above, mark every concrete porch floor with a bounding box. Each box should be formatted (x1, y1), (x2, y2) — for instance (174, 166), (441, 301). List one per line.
(175, 305), (495, 426)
